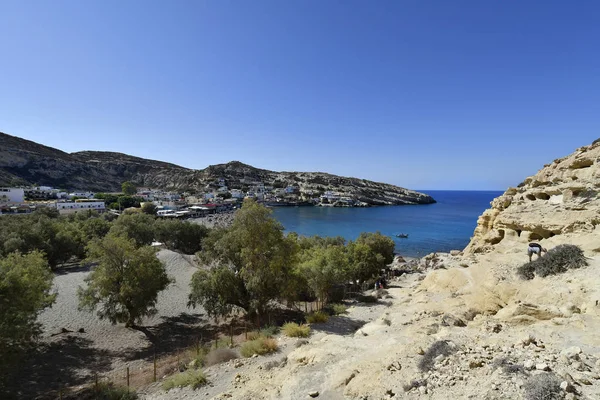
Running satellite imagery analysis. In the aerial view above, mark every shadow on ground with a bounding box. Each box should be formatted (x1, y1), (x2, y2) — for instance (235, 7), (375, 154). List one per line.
(2, 335), (114, 400)
(124, 312), (215, 361)
(310, 315), (367, 335)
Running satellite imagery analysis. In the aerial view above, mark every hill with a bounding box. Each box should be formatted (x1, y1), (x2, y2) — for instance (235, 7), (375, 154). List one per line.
(0, 132), (435, 205)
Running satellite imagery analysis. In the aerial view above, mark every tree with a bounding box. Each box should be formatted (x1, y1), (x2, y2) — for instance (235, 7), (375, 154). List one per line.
(188, 267), (248, 321)
(78, 234), (172, 327)
(0, 251), (55, 374)
(121, 181), (137, 196)
(347, 242), (381, 284)
(110, 213), (156, 247)
(141, 202), (158, 215)
(356, 232), (395, 266)
(189, 199), (297, 322)
(155, 220), (209, 254)
(297, 244), (349, 307)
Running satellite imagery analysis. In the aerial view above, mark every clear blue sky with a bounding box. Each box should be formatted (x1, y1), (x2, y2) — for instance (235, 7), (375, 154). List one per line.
(1, 1), (599, 190)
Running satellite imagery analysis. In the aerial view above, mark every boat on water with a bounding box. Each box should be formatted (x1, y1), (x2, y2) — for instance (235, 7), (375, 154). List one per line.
(395, 233), (409, 238)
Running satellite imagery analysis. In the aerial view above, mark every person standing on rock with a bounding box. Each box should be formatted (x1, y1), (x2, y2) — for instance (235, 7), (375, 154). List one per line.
(527, 242), (547, 262)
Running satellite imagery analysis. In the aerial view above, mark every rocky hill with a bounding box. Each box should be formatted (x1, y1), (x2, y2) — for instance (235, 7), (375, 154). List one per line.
(464, 139), (600, 255)
(0, 132), (435, 205)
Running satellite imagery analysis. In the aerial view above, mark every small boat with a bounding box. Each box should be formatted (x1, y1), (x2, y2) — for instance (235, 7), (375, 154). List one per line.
(395, 233), (409, 238)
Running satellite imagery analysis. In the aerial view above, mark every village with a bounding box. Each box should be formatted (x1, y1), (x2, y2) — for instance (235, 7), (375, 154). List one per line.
(0, 178), (369, 217)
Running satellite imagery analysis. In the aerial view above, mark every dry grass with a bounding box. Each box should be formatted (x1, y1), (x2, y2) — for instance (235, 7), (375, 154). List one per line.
(306, 311), (329, 323)
(418, 340), (457, 372)
(204, 348), (238, 367)
(282, 322), (311, 338)
(240, 336), (278, 358)
(163, 369), (208, 391)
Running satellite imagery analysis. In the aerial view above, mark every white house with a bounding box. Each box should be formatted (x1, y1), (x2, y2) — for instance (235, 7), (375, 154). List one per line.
(68, 191), (95, 199)
(204, 192), (215, 200)
(0, 188), (25, 203)
(55, 200), (105, 214)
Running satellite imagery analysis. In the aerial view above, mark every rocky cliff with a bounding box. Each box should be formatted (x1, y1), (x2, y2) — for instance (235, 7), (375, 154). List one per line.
(0, 132), (435, 205)
(464, 139), (600, 254)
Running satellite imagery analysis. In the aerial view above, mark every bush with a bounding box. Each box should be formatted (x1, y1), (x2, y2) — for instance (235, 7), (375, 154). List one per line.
(205, 348), (238, 366)
(306, 311), (329, 323)
(282, 322), (311, 338)
(418, 340), (457, 372)
(240, 337), (278, 357)
(518, 244), (587, 280)
(523, 372), (562, 400)
(96, 381), (138, 399)
(260, 325), (280, 338)
(163, 369), (208, 391)
(210, 337), (233, 349)
(328, 303), (348, 315)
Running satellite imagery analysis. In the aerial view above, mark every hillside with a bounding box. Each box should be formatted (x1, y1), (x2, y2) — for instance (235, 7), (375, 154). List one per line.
(140, 140), (600, 399)
(0, 132), (435, 205)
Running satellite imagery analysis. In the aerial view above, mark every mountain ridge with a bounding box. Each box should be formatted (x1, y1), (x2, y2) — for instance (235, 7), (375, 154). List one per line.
(0, 131), (435, 205)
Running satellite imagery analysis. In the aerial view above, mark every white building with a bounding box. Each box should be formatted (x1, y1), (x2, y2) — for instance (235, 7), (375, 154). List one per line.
(230, 189), (245, 199)
(0, 188), (25, 203)
(68, 191), (95, 199)
(56, 201), (105, 214)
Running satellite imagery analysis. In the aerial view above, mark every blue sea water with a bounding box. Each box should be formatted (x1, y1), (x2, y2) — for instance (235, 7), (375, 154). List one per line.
(270, 190), (503, 257)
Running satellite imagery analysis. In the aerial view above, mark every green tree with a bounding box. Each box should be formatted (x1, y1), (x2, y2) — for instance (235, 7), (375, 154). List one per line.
(78, 234), (172, 327)
(110, 213), (156, 247)
(188, 266), (247, 321)
(141, 202), (158, 215)
(121, 181), (137, 196)
(347, 242), (381, 284)
(356, 232), (395, 266)
(189, 199), (296, 322)
(297, 244), (349, 307)
(155, 220), (209, 254)
(0, 251), (56, 374)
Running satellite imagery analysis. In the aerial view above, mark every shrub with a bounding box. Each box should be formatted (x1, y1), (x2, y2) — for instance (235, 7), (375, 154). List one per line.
(210, 337), (233, 349)
(260, 325), (280, 338)
(282, 322), (311, 338)
(247, 331), (261, 341)
(523, 373), (562, 400)
(163, 369), (208, 391)
(306, 311), (329, 324)
(418, 340), (457, 372)
(96, 381), (138, 399)
(205, 348), (238, 366)
(327, 303), (348, 315)
(518, 244), (588, 280)
(240, 337), (278, 357)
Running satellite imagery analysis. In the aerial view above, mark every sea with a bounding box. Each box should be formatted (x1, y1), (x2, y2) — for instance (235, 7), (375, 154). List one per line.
(270, 190), (503, 258)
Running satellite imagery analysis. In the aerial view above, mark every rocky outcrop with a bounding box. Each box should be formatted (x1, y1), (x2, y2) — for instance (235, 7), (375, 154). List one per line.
(464, 139), (600, 254)
(0, 132), (435, 205)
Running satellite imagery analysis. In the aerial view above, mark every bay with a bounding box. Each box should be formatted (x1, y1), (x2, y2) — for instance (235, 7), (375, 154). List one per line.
(271, 190), (503, 257)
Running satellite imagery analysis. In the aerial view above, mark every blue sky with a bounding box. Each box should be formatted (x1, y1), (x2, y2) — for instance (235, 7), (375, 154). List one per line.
(1, 1), (599, 190)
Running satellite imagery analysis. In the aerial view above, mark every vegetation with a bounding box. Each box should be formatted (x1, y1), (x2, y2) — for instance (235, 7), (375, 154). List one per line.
(260, 325), (280, 338)
(121, 181), (137, 196)
(141, 202), (158, 215)
(240, 336), (278, 357)
(109, 213), (156, 247)
(205, 348), (238, 366)
(78, 234), (172, 326)
(0, 251), (56, 375)
(327, 303), (348, 315)
(155, 219), (209, 254)
(190, 199), (297, 322)
(418, 340), (457, 372)
(523, 373), (562, 400)
(163, 369), (208, 391)
(282, 322), (311, 338)
(517, 244), (588, 280)
(306, 311), (329, 323)
(95, 381), (138, 400)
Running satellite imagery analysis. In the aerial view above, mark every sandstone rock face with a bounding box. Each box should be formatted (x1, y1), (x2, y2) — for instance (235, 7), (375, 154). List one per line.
(0, 132), (435, 205)
(464, 139), (600, 254)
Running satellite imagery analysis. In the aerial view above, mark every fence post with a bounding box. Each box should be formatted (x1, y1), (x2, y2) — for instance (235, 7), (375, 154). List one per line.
(95, 373), (99, 399)
(153, 350), (157, 382)
(126, 366), (130, 388)
(244, 321), (247, 340)
(230, 323), (233, 346)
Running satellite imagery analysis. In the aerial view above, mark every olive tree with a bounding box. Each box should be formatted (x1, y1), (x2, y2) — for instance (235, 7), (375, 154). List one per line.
(78, 234), (172, 327)
(0, 251), (56, 373)
(189, 199), (296, 322)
